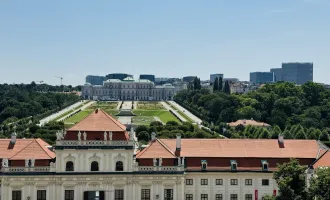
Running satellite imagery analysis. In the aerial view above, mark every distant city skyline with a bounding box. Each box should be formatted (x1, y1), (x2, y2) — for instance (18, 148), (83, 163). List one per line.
(1, 0), (330, 86)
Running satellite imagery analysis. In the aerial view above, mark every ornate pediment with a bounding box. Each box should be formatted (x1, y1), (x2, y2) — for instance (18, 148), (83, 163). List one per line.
(114, 153), (125, 161)
(64, 153), (75, 162)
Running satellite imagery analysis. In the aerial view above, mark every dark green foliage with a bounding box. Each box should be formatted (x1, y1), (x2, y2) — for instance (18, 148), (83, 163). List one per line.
(213, 77), (219, 91)
(308, 168), (330, 200)
(319, 130), (330, 141)
(223, 80), (231, 94)
(218, 77), (223, 92)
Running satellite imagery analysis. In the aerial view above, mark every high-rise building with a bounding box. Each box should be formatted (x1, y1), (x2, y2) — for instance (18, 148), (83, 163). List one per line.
(270, 68), (282, 82)
(250, 72), (274, 84)
(85, 75), (106, 85)
(281, 63), (313, 85)
(106, 73), (133, 81)
(139, 74), (155, 82)
(182, 76), (197, 83)
(210, 74), (224, 83)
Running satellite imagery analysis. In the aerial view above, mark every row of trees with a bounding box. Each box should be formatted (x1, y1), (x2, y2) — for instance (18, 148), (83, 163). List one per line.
(267, 159), (330, 200)
(135, 121), (219, 143)
(174, 82), (330, 138)
(187, 77), (202, 91)
(213, 77), (230, 94)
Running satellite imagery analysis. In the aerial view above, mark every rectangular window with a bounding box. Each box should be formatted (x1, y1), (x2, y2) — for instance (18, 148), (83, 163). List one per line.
(216, 194), (223, 200)
(115, 189), (124, 200)
(186, 194), (193, 200)
(201, 194), (208, 200)
(65, 190), (74, 200)
(164, 189), (173, 200)
(186, 179), (193, 185)
(141, 189), (150, 200)
(245, 179), (252, 185)
(201, 179), (208, 185)
(262, 179), (270, 186)
(12, 191), (22, 200)
(215, 179), (223, 185)
(230, 179), (238, 185)
(37, 190), (46, 200)
(245, 194), (253, 200)
(230, 194), (238, 200)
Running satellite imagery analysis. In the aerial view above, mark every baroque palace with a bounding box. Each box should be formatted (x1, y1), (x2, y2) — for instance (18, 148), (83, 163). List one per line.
(0, 109), (329, 200)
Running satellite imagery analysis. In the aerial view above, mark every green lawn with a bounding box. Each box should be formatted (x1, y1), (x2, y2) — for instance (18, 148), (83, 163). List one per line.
(64, 110), (91, 124)
(132, 116), (155, 126)
(167, 103), (193, 123)
(137, 102), (165, 110)
(133, 109), (179, 124)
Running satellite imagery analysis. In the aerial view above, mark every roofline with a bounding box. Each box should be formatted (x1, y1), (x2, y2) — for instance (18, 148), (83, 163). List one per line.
(136, 139), (176, 159)
(310, 149), (329, 168)
(35, 138), (56, 159)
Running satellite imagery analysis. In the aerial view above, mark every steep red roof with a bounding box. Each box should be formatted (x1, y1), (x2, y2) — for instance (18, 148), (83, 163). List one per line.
(313, 151), (330, 168)
(0, 138), (55, 160)
(137, 139), (323, 159)
(137, 139), (176, 159)
(227, 119), (271, 127)
(68, 109), (126, 132)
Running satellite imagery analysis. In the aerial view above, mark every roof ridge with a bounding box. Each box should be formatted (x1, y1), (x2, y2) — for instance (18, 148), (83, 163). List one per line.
(9, 139), (35, 159)
(100, 109), (126, 131)
(310, 149), (329, 168)
(68, 109), (94, 130)
(157, 139), (176, 156)
(136, 140), (154, 158)
(35, 138), (54, 159)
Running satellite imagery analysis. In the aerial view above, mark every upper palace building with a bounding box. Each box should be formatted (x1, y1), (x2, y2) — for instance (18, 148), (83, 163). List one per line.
(0, 108), (329, 200)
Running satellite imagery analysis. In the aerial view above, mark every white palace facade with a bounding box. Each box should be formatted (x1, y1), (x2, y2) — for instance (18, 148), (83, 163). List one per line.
(0, 108), (329, 200)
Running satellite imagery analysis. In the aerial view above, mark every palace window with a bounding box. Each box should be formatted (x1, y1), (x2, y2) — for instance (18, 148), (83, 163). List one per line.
(65, 161), (74, 171)
(262, 179), (270, 186)
(230, 179), (238, 185)
(230, 194), (238, 200)
(115, 189), (124, 200)
(201, 179), (208, 185)
(164, 189), (173, 200)
(37, 190), (46, 200)
(245, 194), (253, 200)
(245, 179), (252, 186)
(65, 190), (74, 200)
(91, 161), (99, 171)
(186, 194), (193, 200)
(186, 179), (193, 185)
(12, 191), (22, 200)
(201, 160), (207, 171)
(141, 189), (150, 200)
(215, 179), (223, 185)
(216, 194), (223, 200)
(116, 161), (123, 171)
(230, 160), (237, 171)
(262, 160), (269, 171)
(201, 194), (208, 200)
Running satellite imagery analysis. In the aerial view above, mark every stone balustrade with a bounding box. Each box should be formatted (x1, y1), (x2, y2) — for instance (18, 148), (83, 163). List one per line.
(56, 140), (134, 146)
(137, 166), (184, 172)
(1, 166), (55, 173)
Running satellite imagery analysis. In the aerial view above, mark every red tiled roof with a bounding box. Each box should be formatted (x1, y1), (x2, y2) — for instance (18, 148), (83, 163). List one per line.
(137, 138), (323, 159)
(313, 151), (330, 168)
(137, 139), (176, 159)
(68, 109), (126, 132)
(0, 138), (55, 160)
(227, 119), (271, 127)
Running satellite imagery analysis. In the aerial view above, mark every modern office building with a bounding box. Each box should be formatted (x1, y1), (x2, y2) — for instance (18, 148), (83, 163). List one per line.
(82, 77), (176, 101)
(1, 112), (329, 200)
(250, 72), (274, 84)
(281, 63), (313, 85)
(106, 73), (133, 81)
(210, 74), (224, 84)
(182, 76), (197, 83)
(270, 68), (282, 82)
(139, 74), (155, 82)
(223, 78), (239, 83)
(85, 75), (106, 85)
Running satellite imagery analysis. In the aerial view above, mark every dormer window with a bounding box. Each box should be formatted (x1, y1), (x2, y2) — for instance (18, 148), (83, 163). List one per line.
(201, 160), (207, 171)
(261, 160), (269, 171)
(230, 160), (237, 171)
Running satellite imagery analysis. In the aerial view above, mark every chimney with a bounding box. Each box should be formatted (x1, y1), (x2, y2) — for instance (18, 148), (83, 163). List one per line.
(10, 132), (17, 144)
(278, 135), (285, 148)
(175, 133), (181, 156)
(151, 132), (156, 142)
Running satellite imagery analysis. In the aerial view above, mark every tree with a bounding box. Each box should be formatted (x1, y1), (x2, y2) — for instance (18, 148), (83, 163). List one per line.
(308, 168), (330, 200)
(271, 125), (282, 139)
(223, 80), (231, 94)
(213, 77), (219, 91)
(218, 76), (223, 92)
(136, 131), (150, 142)
(273, 159), (308, 200)
(259, 128), (271, 139)
(319, 130), (330, 141)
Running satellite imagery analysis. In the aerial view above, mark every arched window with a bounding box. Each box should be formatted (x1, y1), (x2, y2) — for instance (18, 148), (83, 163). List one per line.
(116, 161), (123, 171)
(65, 161), (74, 171)
(91, 161), (99, 171)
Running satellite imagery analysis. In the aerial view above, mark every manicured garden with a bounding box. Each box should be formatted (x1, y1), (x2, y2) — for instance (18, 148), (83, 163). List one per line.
(137, 102), (165, 110)
(132, 110), (179, 125)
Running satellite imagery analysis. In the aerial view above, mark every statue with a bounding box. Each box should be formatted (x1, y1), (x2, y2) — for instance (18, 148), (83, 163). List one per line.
(56, 131), (63, 141)
(2, 158), (8, 167)
(25, 159), (29, 167)
(104, 131), (107, 141)
(83, 132), (87, 140)
(31, 158), (35, 167)
(153, 158), (157, 167)
(177, 157), (181, 166)
(182, 157), (185, 166)
(109, 131), (113, 141)
(77, 131), (81, 141)
(159, 158), (163, 167)
(130, 128), (134, 140)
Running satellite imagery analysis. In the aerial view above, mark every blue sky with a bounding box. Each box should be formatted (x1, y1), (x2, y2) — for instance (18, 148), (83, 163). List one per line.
(0, 0), (329, 86)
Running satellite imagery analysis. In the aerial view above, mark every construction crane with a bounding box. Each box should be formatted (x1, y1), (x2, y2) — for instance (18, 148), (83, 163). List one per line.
(55, 76), (63, 85)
